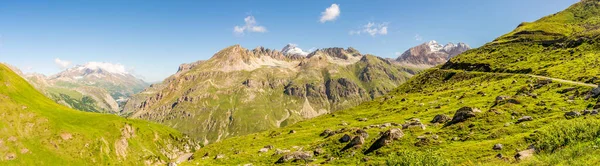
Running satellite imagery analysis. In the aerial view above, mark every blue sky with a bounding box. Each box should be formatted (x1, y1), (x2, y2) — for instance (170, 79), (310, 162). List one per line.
(0, 0), (579, 82)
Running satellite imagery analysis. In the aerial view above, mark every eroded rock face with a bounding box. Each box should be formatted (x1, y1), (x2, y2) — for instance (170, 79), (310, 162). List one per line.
(364, 128), (404, 154)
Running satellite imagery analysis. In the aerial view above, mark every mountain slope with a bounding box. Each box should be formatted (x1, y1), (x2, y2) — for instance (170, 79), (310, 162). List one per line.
(442, 0), (600, 84)
(123, 45), (419, 144)
(0, 64), (197, 165)
(23, 62), (148, 113)
(186, 1), (600, 165)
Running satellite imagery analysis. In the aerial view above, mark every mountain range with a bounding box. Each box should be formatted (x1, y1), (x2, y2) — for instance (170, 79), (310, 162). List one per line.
(22, 62), (148, 113)
(122, 44), (430, 144)
(186, 0), (600, 165)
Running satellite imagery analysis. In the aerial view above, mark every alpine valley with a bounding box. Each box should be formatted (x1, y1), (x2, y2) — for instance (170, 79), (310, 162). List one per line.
(123, 43), (470, 144)
(2, 0), (600, 165)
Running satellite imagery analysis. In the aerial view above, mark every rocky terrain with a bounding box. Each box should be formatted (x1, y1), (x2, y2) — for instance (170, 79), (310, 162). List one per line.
(123, 45), (421, 144)
(22, 62), (148, 113)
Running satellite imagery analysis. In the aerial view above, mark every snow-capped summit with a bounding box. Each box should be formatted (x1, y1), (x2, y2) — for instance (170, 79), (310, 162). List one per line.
(396, 40), (471, 67)
(426, 40), (444, 52)
(281, 43), (309, 56)
(76, 62), (129, 75)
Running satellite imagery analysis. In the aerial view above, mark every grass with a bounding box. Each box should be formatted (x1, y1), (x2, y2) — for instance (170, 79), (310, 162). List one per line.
(185, 69), (599, 165)
(0, 64), (196, 165)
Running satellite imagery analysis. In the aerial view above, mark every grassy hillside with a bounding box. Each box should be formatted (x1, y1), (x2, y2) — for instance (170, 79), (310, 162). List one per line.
(0, 64), (197, 165)
(443, 0), (600, 84)
(186, 1), (600, 165)
(187, 69), (600, 165)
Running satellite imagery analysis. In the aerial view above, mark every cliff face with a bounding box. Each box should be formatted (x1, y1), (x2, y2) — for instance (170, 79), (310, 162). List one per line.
(124, 45), (418, 144)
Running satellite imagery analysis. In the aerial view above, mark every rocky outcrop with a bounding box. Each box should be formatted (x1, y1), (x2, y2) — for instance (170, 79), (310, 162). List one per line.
(275, 151), (313, 164)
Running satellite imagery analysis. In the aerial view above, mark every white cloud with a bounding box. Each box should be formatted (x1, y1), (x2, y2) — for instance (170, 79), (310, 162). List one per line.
(54, 58), (71, 69)
(415, 34), (423, 41)
(233, 16), (268, 35)
(320, 4), (340, 23)
(349, 22), (389, 37)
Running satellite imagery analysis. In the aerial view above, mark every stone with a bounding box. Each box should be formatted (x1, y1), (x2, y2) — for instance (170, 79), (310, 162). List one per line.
(355, 129), (369, 139)
(430, 114), (451, 123)
(289, 130), (296, 134)
(214, 154), (225, 159)
(564, 111), (581, 119)
(339, 134), (351, 143)
(493, 144), (503, 150)
(449, 107), (481, 125)
(258, 148), (269, 153)
(313, 148), (325, 156)
(517, 116), (533, 123)
(514, 149), (535, 161)
(357, 118), (368, 122)
(275, 151), (313, 164)
(274, 149), (290, 155)
(341, 136), (365, 152)
(320, 129), (333, 137)
(402, 118), (426, 130)
(364, 128), (404, 154)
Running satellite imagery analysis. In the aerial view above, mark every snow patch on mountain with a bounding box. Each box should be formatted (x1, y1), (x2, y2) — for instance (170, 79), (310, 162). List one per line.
(281, 43), (309, 56)
(75, 62), (129, 75)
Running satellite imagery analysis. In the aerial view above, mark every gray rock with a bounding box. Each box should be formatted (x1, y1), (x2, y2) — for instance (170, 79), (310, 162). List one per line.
(355, 129), (369, 139)
(339, 134), (351, 143)
(258, 148), (269, 153)
(341, 136), (365, 152)
(514, 149), (535, 161)
(449, 107), (481, 125)
(357, 118), (368, 122)
(275, 151), (313, 164)
(493, 144), (503, 150)
(313, 148), (325, 156)
(517, 116), (533, 123)
(430, 114), (451, 123)
(364, 128), (404, 154)
(214, 154), (225, 159)
(564, 111), (582, 119)
(320, 129), (333, 137)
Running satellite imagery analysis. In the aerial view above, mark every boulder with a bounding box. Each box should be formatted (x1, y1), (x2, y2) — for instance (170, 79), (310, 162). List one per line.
(516, 116), (533, 123)
(341, 136), (365, 152)
(514, 149), (535, 161)
(493, 144), (503, 150)
(357, 118), (368, 122)
(448, 107), (481, 125)
(289, 130), (296, 134)
(355, 129), (369, 139)
(264, 145), (274, 150)
(320, 129), (334, 137)
(591, 86), (600, 98)
(275, 151), (313, 164)
(258, 148), (269, 153)
(402, 119), (426, 130)
(214, 154), (225, 159)
(274, 149), (290, 155)
(313, 148), (325, 156)
(364, 128), (404, 154)
(339, 134), (351, 143)
(564, 111), (581, 119)
(430, 114), (451, 123)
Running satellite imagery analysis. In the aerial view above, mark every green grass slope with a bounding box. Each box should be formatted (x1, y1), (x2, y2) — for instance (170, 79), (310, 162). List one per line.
(187, 69), (600, 165)
(443, 0), (600, 84)
(0, 64), (197, 165)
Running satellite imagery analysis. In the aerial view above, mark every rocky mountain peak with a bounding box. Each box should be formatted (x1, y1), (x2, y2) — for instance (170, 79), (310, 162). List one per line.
(281, 44), (309, 56)
(396, 40), (471, 66)
(307, 47), (362, 60)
